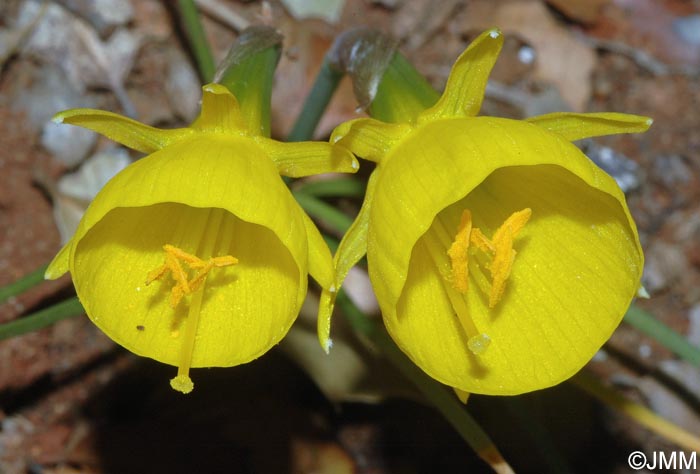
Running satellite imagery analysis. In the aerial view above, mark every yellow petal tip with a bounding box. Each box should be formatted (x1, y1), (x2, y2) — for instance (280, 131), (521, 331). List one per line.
(453, 388), (470, 404)
(202, 83), (229, 95)
(323, 338), (333, 354)
(170, 375), (194, 394)
(51, 113), (65, 124)
(44, 268), (61, 280)
(637, 285), (650, 299)
(488, 28), (501, 39)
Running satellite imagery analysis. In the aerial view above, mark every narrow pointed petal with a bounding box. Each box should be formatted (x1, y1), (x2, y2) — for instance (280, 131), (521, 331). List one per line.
(317, 173), (378, 351)
(330, 119), (412, 164)
(419, 28), (503, 122)
(256, 138), (359, 177)
(53, 109), (192, 153)
(454, 388), (470, 404)
(526, 112), (653, 142)
(45, 242), (71, 279)
(191, 84), (248, 134)
(301, 210), (334, 289)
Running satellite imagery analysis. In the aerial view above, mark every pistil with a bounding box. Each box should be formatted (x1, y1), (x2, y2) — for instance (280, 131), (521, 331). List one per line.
(146, 209), (238, 393)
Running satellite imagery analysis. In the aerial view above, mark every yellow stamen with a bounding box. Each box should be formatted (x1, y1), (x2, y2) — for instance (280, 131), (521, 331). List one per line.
(470, 228), (494, 253)
(488, 208), (531, 307)
(188, 262), (215, 293)
(447, 207), (531, 309)
(492, 208), (531, 244)
(426, 221), (485, 354)
(447, 210), (472, 293)
(489, 231), (515, 308)
(146, 243), (238, 309)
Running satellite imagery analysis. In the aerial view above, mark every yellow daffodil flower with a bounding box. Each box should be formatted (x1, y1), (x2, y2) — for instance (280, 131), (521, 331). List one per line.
(46, 83), (357, 393)
(319, 29), (651, 396)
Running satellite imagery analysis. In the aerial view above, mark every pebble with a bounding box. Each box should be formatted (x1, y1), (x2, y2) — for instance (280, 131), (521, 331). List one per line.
(642, 240), (687, 293)
(583, 141), (640, 193)
(673, 14), (700, 46)
(652, 154), (691, 188)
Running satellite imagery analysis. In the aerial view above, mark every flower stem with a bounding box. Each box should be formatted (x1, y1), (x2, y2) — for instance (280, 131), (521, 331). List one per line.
(215, 26), (283, 138)
(0, 264), (48, 305)
(177, 0), (216, 82)
(0, 297), (83, 341)
(336, 291), (514, 473)
(370, 51), (439, 123)
(287, 60), (344, 142)
(571, 370), (700, 452)
(624, 304), (700, 367)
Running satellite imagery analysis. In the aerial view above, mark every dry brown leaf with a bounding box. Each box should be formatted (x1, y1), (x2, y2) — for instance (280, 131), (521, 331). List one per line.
(391, 0), (463, 49)
(460, 0), (596, 111)
(545, 0), (608, 25)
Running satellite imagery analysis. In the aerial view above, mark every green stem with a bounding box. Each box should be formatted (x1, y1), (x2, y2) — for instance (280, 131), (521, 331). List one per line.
(287, 60), (343, 142)
(370, 51), (440, 123)
(336, 292), (513, 473)
(293, 192), (353, 233)
(624, 305), (700, 367)
(0, 265), (48, 305)
(294, 178), (366, 198)
(0, 297), (84, 341)
(177, 0), (216, 82)
(215, 26), (282, 138)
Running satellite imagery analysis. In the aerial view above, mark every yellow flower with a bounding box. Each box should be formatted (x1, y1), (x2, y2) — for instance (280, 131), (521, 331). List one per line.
(46, 84), (357, 393)
(319, 29), (651, 395)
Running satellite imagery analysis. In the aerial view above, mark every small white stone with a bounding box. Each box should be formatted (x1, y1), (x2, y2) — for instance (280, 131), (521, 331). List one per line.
(517, 46), (536, 64)
(638, 344), (652, 358)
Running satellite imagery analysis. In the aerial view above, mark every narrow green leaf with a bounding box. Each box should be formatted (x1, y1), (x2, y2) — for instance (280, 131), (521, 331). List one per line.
(0, 297), (83, 341)
(0, 265), (48, 305)
(176, 0), (216, 82)
(624, 305), (700, 367)
(288, 60), (343, 142)
(293, 192), (353, 234)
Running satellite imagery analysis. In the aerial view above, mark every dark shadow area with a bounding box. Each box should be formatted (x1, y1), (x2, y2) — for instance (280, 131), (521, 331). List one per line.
(82, 349), (495, 473)
(83, 350), (331, 474)
(470, 382), (641, 474)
